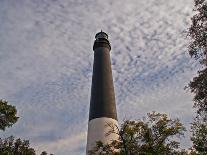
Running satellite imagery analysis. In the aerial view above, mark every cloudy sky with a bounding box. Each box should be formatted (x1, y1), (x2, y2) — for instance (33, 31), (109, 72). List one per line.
(0, 0), (199, 154)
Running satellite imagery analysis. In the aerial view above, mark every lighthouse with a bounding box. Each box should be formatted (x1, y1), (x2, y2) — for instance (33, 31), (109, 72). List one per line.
(86, 31), (118, 154)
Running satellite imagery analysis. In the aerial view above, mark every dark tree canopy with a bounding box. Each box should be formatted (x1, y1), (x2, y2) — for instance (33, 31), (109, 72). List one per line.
(191, 119), (207, 153)
(188, 68), (207, 116)
(0, 99), (53, 155)
(40, 151), (54, 155)
(0, 100), (19, 131)
(40, 151), (48, 155)
(188, 0), (207, 63)
(0, 136), (54, 155)
(89, 112), (186, 155)
(188, 0), (207, 116)
(188, 0), (207, 154)
(0, 136), (36, 155)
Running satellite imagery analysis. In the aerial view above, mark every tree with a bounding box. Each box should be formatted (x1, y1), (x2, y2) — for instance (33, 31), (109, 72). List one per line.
(40, 151), (48, 155)
(40, 151), (54, 155)
(187, 0), (207, 154)
(188, 69), (207, 117)
(191, 118), (207, 153)
(188, 0), (207, 116)
(0, 99), (18, 131)
(0, 136), (36, 155)
(0, 99), (54, 155)
(89, 112), (186, 155)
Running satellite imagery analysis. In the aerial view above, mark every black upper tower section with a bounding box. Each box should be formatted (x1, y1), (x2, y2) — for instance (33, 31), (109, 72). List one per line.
(89, 31), (117, 121)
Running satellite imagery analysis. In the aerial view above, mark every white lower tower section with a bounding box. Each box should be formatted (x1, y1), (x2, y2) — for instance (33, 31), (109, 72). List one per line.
(86, 117), (119, 154)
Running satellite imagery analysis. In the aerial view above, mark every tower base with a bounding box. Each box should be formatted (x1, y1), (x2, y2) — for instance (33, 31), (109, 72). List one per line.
(86, 117), (118, 154)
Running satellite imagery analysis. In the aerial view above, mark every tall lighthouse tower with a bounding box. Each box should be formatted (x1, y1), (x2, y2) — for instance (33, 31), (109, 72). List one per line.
(86, 31), (118, 154)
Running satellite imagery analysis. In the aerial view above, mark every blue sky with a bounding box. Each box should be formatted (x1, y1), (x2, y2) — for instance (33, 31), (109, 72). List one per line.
(0, 0), (198, 154)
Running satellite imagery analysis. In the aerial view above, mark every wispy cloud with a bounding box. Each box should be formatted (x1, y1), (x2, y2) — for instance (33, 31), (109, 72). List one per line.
(0, 0), (197, 154)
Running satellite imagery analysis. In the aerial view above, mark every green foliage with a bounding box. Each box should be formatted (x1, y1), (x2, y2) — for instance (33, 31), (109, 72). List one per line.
(88, 141), (119, 155)
(40, 151), (48, 155)
(188, 0), (207, 116)
(0, 100), (19, 131)
(188, 68), (207, 116)
(188, 0), (207, 153)
(0, 136), (36, 155)
(89, 112), (186, 155)
(0, 99), (53, 155)
(188, 0), (207, 64)
(191, 118), (207, 154)
(40, 151), (54, 155)
(0, 136), (53, 155)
